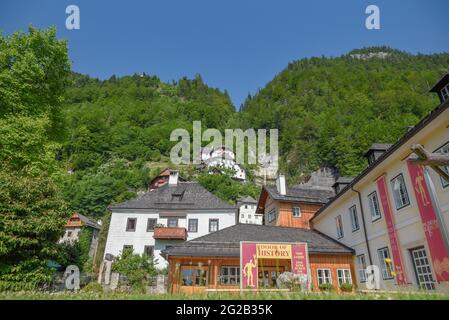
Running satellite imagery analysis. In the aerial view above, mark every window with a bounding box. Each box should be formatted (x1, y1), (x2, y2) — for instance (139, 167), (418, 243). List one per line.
(220, 266), (240, 285)
(378, 247), (394, 279)
(349, 205), (360, 232)
(167, 218), (178, 228)
(317, 269), (332, 285)
(241, 214), (244, 219)
(143, 245), (154, 256)
(390, 174), (410, 210)
(126, 218), (137, 232)
(337, 269), (352, 286)
(441, 84), (449, 102)
(292, 207), (301, 218)
(435, 142), (449, 188)
(181, 268), (193, 286)
(357, 254), (367, 283)
(188, 219), (198, 232)
(245, 205), (248, 209)
(267, 208), (277, 223)
(181, 266), (208, 287)
(122, 245), (133, 253)
(209, 219), (219, 232)
(146, 218), (157, 232)
(67, 231), (72, 238)
(410, 247), (436, 291)
(368, 191), (382, 222)
(336, 215), (344, 239)
(195, 269), (208, 286)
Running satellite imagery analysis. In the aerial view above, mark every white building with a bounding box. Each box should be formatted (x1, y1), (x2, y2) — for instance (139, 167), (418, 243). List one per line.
(312, 75), (449, 292)
(59, 212), (101, 258)
(237, 196), (262, 225)
(200, 145), (246, 181)
(104, 171), (237, 269)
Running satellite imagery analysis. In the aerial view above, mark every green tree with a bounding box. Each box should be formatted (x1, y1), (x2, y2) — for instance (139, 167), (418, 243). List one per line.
(0, 26), (71, 139)
(0, 27), (71, 289)
(112, 248), (158, 292)
(0, 168), (68, 289)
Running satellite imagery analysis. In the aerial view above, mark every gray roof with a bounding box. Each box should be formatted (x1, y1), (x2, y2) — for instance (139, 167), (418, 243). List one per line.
(265, 185), (334, 204)
(430, 73), (449, 92)
(77, 213), (101, 229)
(363, 144), (393, 157)
(110, 182), (236, 211)
(369, 143), (393, 151)
(333, 176), (354, 185)
(162, 224), (354, 257)
(237, 196), (257, 204)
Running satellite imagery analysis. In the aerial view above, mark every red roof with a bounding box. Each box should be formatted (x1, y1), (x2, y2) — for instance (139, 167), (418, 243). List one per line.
(65, 213), (83, 228)
(153, 227), (187, 240)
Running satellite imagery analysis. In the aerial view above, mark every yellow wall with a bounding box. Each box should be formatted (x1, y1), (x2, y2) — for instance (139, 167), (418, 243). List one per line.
(313, 106), (449, 292)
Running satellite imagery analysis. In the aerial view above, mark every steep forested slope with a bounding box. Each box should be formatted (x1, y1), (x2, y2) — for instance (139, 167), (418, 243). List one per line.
(238, 47), (449, 183)
(60, 73), (236, 218)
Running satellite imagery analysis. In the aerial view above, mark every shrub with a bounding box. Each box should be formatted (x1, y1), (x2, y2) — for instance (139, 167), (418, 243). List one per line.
(112, 248), (158, 293)
(339, 283), (353, 292)
(319, 283), (334, 292)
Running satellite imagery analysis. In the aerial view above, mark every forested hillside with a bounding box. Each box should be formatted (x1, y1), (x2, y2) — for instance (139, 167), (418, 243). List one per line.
(60, 73), (238, 218)
(238, 47), (449, 183)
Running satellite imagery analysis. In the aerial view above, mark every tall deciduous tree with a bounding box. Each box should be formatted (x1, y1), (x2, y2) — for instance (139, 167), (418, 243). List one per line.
(0, 27), (71, 289)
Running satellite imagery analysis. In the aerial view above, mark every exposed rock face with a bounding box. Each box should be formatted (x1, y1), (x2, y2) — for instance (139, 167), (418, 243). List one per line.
(295, 167), (338, 193)
(350, 52), (390, 60)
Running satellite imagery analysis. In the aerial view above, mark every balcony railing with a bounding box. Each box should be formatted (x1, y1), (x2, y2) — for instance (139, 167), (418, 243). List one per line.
(153, 227), (187, 240)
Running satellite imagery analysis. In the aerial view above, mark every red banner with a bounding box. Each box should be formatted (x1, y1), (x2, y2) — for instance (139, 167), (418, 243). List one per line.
(240, 242), (309, 289)
(407, 162), (449, 281)
(376, 176), (408, 284)
(240, 242), (258, 288)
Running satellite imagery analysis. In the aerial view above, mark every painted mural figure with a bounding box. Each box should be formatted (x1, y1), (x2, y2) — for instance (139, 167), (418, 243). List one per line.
(243, 254), (258, 287)
(414, 173), (430, 206)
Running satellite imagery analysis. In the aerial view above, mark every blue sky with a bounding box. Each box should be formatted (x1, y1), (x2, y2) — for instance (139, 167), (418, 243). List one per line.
(1, 0), (448, 107)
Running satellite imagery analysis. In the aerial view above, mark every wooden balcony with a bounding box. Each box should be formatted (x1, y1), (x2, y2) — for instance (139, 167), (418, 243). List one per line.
(153, 227), (187, 240)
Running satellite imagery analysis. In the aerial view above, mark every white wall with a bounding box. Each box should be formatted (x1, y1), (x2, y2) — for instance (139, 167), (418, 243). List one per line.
(238, 203), (262, 224)
(104, 209), (236, 269)
(59, 227), (82, 244)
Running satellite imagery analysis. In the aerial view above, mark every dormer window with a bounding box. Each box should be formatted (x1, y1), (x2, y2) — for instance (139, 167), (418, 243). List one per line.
(430, 74), (449, 103)
(441, 84), (449, 102)
(368, 153), (376, 166)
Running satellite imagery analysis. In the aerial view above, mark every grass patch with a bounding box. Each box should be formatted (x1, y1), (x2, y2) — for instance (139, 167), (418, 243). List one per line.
(1, 291), (449, 300)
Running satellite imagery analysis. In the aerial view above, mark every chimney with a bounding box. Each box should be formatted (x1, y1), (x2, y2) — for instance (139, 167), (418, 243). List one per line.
(168, 170), (179, 186)
(276, 174), (286, 196)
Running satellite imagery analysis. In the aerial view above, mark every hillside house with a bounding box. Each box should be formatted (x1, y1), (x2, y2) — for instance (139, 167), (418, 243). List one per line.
(59, 212), (101, 258)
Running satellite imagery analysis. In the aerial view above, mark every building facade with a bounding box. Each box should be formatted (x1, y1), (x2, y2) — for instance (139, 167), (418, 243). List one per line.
(104, 171), (237, 269)
(312, 75), (449, 292)
(162, 224), (354, 294)
(256, 174), (334, 229)
(237, 196), (262, 225)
